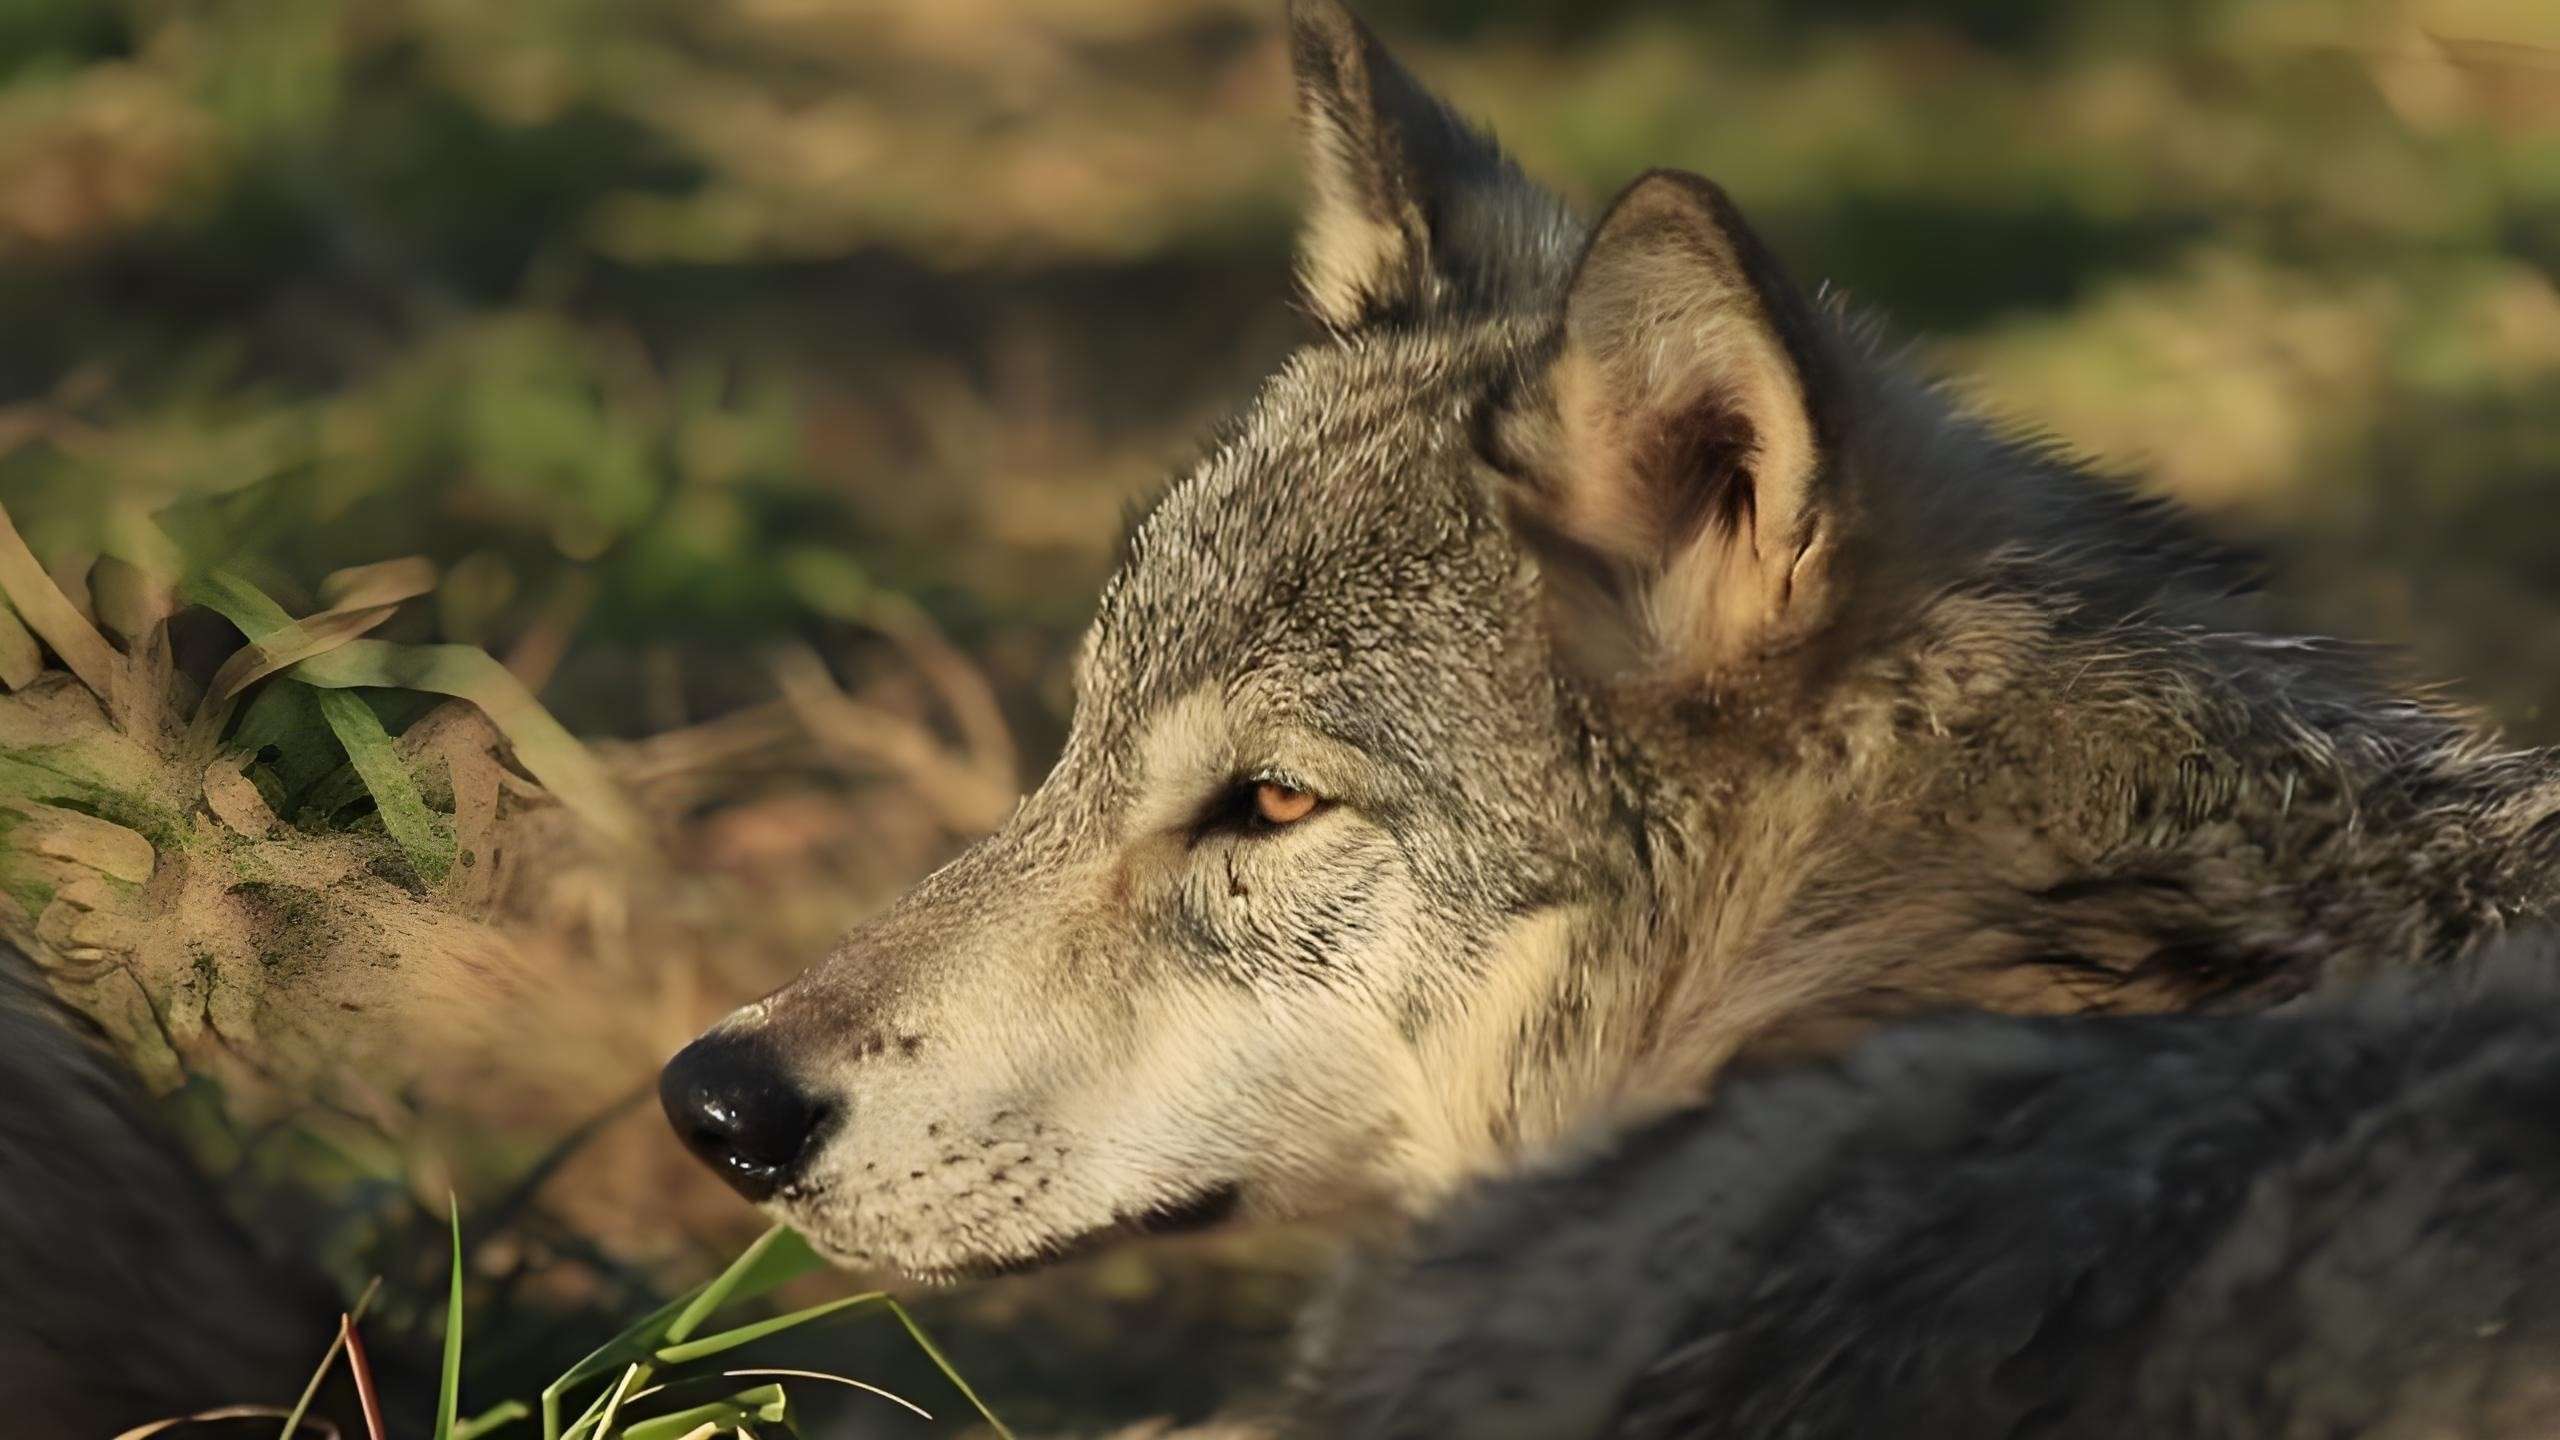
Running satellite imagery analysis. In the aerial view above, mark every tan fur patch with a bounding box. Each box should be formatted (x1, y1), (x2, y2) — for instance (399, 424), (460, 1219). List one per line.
(1296, 170), (1410, 330)
(1393, 907), (1588, 1197)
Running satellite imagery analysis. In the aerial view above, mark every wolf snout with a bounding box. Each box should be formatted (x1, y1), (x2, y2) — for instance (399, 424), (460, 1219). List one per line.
(658, 1030), (833, 1202)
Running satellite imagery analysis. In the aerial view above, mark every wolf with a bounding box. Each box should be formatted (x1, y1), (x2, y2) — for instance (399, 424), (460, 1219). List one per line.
(1299, 936), (2560, 1439)
(662, 0), (2560, 1291)
(0, 938), (348, 1434)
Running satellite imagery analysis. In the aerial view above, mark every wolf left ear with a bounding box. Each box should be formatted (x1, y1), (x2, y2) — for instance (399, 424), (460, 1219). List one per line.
(1503, 169), (1843, 675)
(1287, 0), (1574, 329)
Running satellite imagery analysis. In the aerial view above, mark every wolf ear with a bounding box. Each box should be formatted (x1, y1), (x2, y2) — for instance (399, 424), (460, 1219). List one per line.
(1504, 169), (1842, 675)
(1287, 0), (1573, 329)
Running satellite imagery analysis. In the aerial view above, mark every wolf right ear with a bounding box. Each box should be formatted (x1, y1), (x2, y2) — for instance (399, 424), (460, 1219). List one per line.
(1287, 0), (1574, 329)
(1497, 169), (1845, 677)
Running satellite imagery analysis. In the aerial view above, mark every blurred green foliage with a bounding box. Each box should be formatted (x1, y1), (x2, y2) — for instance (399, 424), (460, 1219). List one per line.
(1, 0), (2553, 732)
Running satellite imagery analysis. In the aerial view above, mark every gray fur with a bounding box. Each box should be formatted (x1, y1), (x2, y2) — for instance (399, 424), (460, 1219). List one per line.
(0, 939), (345, 1432)
(1301, 937), (2560, 1439)
(686, 0), (2560, 1295)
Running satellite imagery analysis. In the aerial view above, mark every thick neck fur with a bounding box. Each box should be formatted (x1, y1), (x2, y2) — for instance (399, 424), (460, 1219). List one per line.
(1466, 314), (2560, 1179)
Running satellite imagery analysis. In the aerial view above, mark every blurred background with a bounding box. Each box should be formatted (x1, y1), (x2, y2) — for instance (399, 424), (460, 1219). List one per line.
(0, 0), (2553, 1433)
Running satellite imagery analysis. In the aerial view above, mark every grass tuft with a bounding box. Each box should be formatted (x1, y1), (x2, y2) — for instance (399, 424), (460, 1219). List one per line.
(134, 1218), (1009, 1439)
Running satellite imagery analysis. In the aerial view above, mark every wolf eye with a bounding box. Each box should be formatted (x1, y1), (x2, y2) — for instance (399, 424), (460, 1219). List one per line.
(1192, 777), (1326, 844)
(1253, 781), (1319, 827)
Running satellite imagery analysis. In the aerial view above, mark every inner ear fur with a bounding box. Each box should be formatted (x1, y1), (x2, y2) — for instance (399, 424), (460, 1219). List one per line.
(1510, 169), (1842, 676)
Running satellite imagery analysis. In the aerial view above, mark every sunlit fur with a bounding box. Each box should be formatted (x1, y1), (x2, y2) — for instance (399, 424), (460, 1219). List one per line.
(689, 0), (2560, 1281)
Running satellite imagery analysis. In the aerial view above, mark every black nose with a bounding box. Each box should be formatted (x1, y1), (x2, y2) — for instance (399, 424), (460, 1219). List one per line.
(659, 1030), (831, 1202)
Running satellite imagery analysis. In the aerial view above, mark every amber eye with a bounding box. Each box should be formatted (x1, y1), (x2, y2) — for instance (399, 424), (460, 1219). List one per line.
(1252, 781), (1319, 827)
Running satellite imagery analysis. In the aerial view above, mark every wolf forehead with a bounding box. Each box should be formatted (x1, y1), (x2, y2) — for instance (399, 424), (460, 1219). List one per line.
(1079, 331), (1542, 751)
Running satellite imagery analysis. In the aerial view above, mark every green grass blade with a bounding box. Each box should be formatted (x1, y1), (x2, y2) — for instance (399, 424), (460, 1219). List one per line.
(434, 1195), (466, 1439)
(666, 1225), (825, 1345)
(545, 1292), (693, 1433)
(199, 555), (433, 706)
(289, 639), (645, 847)
(652, 1293), (884, 1366)
(181, 569), (299, 649)
(318, 686), (456, 882)
(546, 1224), (822, 1427)
(552, 1381), (617, 1440)
(588, 1364), (644, 1440)
(883, 1298), (1014, 1440)
(186, 570), (455, 882)
(614, 1385), (789, 1440)
(454, 1399), (531, 1440)
(545, 1227), (828, 1439)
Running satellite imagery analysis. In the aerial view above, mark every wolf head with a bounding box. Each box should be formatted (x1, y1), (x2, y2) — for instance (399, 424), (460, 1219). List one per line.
(661, 0), (2550, 1278)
